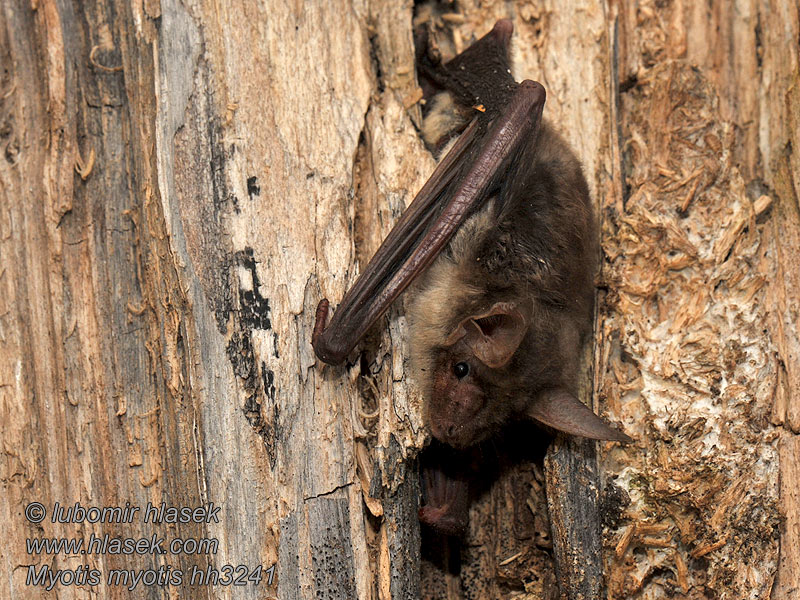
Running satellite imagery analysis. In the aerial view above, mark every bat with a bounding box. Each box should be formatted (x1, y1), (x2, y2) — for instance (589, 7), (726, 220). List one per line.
(312, 19), (631, 533)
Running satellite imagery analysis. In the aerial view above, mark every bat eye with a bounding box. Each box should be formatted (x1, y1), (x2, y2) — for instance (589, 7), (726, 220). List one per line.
(453, 362), (470, 379)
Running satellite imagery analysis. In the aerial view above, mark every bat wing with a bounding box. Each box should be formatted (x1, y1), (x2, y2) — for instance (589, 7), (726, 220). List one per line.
(313, 81), (546, 365)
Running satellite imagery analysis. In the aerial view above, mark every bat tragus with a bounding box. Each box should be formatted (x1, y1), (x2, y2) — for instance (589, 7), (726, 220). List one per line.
(313, 19), (631, 533)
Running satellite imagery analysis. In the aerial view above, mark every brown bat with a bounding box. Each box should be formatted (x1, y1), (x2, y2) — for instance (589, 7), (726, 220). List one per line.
(313, 19), (630, 532)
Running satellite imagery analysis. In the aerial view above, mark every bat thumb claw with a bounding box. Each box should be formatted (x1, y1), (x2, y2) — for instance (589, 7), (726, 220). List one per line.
(311, 298), (349, 365)
(312, 298), (330, 349)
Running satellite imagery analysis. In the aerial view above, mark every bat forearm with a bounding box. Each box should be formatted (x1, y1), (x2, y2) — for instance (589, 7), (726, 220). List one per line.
(313, 83), (546, 366)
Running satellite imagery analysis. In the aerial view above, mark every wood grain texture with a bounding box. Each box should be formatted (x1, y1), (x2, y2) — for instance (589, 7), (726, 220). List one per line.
(600, 1), (798, 597)
(1, 2), (212, 599)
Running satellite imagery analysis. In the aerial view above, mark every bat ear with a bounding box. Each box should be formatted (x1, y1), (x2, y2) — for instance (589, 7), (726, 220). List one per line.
(527, 389), (632, 442)
(444, 302), (528, 368)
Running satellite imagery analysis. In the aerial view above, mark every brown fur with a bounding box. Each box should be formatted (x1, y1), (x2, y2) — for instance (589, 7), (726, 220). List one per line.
(421, 91), (471, 150)
(409, 199), (497, 392)
(409, 118), (597, 448)
(406, 19), (630, 535)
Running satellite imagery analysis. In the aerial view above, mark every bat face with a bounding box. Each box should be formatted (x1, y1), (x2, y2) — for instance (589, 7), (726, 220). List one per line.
(428, 339), (504, 449)
(427, 351), (487, 449)
(425, 341), (522, 450)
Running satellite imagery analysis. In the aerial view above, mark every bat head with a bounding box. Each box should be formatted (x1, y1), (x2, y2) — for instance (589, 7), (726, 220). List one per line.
(425, 301), (530, 448)
(421, 298), (632, 447)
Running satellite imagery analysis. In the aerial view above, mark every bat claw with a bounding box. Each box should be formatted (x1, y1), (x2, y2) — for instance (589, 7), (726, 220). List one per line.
(311, 298), (351, 365)
(312, 299), (330, 356)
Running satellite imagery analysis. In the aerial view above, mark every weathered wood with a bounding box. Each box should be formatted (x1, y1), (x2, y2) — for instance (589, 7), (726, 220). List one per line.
(2, 0), (797, 598)
(599, 1), (799, 598)
(545, 437), (602, 600)
(1, 0), (405, 597)
(1, 2), (212, 599)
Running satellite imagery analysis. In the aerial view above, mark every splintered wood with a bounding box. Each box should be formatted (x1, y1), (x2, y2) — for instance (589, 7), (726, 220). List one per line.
(599, 61), (781, 598)
(4, 1), (795, 599)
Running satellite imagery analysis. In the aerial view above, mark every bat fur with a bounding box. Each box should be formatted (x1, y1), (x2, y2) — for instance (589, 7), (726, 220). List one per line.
(410, 50), (605, 450)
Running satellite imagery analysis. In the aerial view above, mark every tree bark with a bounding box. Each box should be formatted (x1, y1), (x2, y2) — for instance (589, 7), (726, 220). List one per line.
(1, 1), (797, 599)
